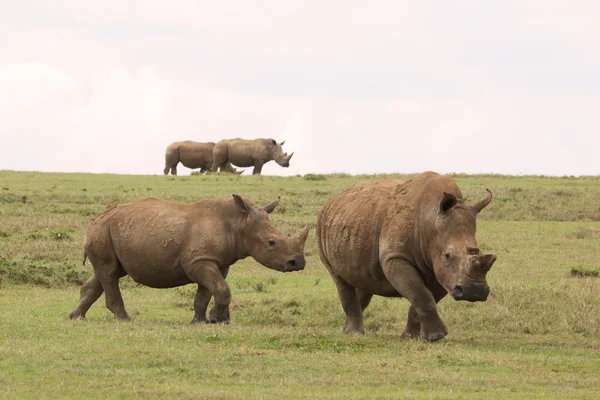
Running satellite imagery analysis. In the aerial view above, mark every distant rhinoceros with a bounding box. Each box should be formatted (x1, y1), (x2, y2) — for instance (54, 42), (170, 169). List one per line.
(69, 195), (309, 323)
(316, 171), (497, 341)
(163, 141), (243, 175)
(211, 138), (294, 175)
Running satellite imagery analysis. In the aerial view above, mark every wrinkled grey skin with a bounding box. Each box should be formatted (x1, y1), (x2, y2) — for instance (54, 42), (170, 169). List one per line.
(69, 195), (310, 323)
(317, 171), (497, 342)
(164, 141), (243, 176)
(211, 138), (294, 175)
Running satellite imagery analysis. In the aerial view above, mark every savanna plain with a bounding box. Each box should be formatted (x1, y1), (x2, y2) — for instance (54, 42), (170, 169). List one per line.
(1, 170), (600, 399)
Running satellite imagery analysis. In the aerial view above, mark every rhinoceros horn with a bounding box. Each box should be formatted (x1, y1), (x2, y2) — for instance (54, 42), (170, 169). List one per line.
(470, 189), (492, 217)
(295, 224), (310, 246)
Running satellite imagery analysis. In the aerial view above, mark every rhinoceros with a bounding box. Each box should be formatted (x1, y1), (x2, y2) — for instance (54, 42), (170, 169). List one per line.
(69, 195), (309, 323)
(316, 171), (497, 341)
(211, 138), (294, 175)
(163, 140), (243, 176)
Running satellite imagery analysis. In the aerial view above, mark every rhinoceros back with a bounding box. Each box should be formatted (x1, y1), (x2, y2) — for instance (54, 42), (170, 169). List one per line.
(317, 180), (404, 274)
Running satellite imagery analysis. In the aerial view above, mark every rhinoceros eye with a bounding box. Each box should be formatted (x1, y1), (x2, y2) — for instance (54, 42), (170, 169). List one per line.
(444, 252), (452, 263)
(268, 239), (277, 247)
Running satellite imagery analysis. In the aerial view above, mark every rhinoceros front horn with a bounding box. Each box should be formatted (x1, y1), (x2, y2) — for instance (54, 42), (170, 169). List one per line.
(470, 189), (492, 217)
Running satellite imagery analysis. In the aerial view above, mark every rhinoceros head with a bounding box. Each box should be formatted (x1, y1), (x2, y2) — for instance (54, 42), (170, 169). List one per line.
(232, 194), (309, 272)
(431, 189), (497, 302)
(271, 140), (294, 167)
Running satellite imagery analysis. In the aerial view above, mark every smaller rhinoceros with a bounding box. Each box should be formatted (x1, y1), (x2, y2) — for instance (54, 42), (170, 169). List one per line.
(211, 138), (294, 175)
(69, 195), (309, 323)
(163, 140), (243, 176)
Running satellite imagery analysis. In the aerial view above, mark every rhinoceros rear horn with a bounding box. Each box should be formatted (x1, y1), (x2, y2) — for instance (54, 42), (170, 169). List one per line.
(262, 196), (281, 214)
(470, 189), (493, 217)
(480, 253), (497, 271)
(295, 224), (310, 246)
(287, 152), (294, 160)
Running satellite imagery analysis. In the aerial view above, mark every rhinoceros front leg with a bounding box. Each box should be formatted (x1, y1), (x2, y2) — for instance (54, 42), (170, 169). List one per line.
(252, 160), (265, 175)
(382, 259), (447, 342)
(402, 280), (448, 339)
(185, 261), (231, 323)
(191, 265), (230, 323)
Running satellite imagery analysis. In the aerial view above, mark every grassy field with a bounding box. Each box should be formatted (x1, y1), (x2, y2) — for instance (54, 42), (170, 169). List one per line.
(1, 170), (600, 399)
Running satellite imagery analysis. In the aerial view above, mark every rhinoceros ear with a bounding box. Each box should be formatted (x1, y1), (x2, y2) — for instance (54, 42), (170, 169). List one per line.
(233, 194), (257, 216)
(280, 140), (286, 146)
(271, 139), (276, 145)
(439, 192), (457, 214)
(262, 196), (280, 214)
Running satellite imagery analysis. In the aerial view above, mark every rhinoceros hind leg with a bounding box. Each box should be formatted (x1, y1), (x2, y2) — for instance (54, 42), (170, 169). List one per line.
(191, 285), (211, 323)
(69, 273), (104, 320)
(102, 278), (130, 320)
(185, 261), (231, 324)
(401, 305), (421, 339)
(333, 276), (365, 334)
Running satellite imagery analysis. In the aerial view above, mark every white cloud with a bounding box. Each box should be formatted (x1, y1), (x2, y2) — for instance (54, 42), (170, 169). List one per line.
(0, 62), (79, 111)
(0, 1), (599, 176)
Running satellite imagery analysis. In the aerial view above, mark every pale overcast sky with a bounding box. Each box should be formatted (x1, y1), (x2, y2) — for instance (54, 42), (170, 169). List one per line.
(1, 1), (599, 176)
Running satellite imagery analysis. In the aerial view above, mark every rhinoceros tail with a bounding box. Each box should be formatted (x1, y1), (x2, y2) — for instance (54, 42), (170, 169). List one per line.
(83, 252), (87, 266)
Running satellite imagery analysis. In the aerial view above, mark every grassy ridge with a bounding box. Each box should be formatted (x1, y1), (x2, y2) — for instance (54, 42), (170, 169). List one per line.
(1, 170), (600, 399)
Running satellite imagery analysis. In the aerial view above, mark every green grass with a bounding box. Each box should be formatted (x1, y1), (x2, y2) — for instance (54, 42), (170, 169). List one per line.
(1, 170), (600, 399)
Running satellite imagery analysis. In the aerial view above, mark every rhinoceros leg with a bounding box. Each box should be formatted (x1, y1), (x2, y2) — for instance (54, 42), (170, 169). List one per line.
(342, 289), (373, 332)
(185, 261), (231, 323)
(402, 281), (448, 339)
(252, 161), (265, 175)
(332, 275), (365, 334)
(69, 273), (104, 320)
(191, 265), (230, 323)
(102, 278), (130, 320)
(382, 260), (447, 342)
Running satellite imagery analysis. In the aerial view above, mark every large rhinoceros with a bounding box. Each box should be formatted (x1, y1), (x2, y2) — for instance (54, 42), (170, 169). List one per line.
(211, 138), (294, 175)
(163, 140), (243, 175)
(69, 195), (309, 323)
(316, 171), (497, 342)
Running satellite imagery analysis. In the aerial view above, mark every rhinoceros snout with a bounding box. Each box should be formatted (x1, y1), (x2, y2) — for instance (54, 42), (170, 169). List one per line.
(284, 255), (306, 272)
(451, 284), (490, 302)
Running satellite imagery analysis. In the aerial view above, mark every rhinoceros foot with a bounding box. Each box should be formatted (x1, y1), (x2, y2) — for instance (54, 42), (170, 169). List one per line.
(208, 305), (230, 324)
(68, 312), (87, 321)
(400, 328), (420, 340)
(420, 320), (448, 342)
